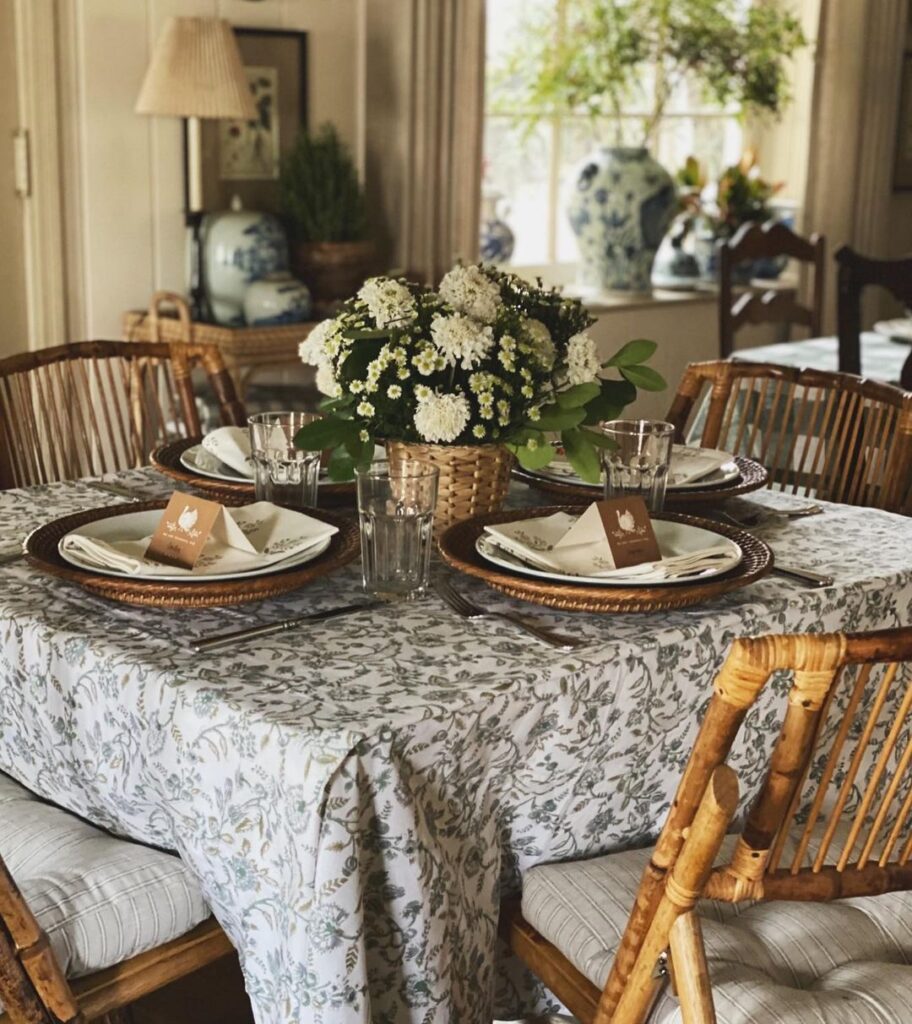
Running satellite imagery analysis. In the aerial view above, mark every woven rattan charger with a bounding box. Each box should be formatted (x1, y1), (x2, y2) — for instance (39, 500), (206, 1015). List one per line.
(438, 506), (772, 613)
(151, 437), (356, 506)
(512, 455), (769, 510)
(25, 502), (360, 608)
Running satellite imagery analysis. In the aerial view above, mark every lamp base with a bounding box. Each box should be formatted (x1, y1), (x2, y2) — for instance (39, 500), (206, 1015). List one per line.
(186, 210), (212, 323)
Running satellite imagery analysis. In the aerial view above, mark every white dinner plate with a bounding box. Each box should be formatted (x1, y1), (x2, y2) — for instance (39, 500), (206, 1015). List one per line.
(180, 444), (252, 482)
(528, 445), (740, 492)
(873, 319), (912, 345)
(57, 509), (332, 582)
(476, 519), (742, 587)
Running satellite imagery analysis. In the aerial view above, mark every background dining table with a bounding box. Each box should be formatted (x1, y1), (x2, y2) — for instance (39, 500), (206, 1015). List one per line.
(1, 469), (911, 1023)
(734, 330), (909, 384)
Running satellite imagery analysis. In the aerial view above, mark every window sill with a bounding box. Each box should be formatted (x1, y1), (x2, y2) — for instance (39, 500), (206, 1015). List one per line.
(571, 287), (719, 314)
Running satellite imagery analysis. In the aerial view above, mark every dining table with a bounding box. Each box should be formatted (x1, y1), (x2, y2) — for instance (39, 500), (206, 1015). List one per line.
(1, 469), (911, 1024)
(733, 330), (909, 384)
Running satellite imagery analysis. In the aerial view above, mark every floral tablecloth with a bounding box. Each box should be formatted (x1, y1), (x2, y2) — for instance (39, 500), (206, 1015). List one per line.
(0, 471), (911, 1024)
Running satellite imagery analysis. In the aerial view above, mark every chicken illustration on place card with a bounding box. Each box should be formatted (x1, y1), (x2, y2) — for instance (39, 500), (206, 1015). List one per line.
(554, 497), (661, 570)
(145, 493), (257, 569)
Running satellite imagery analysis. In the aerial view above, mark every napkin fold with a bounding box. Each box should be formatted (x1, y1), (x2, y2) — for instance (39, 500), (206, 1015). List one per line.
(60, 502), (337, 577)
(201, 427), (256, 479)
(483, 510), (736, 582)
(668, 446), (734, 486)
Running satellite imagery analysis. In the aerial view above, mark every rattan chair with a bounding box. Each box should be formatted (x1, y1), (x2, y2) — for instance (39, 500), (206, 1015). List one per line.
(0, 340), (246, 489)
(504, 625), (912, 1023)
(666, 360), (912, 513)
(719, 220), (825, 359)
(836, 247), (912, 387)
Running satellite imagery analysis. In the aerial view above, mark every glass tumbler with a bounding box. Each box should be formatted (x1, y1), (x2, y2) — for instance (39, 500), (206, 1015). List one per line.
(600, 419), (675, 512)
(248, 411), (322, 509)
(355, 459), (439, 600)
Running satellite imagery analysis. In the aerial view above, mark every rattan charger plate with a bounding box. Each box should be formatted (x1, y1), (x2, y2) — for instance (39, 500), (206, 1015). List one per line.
(512, 455), (769, 509)
(438, 506), (773, 613)
(150, 437), (356, 506)
(25, 502), (360, 608)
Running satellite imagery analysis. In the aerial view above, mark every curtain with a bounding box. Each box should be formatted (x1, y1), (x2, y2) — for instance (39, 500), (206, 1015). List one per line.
(364, 0), (485, 285)
(802, 0), (908, 329)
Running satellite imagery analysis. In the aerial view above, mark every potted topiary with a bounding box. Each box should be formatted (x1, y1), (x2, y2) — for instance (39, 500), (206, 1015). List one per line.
(492, 0), (806, 294)
(280, 123), (374, 312)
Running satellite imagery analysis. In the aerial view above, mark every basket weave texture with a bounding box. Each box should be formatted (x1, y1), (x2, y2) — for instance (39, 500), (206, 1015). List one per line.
(386, 442), (515, 528)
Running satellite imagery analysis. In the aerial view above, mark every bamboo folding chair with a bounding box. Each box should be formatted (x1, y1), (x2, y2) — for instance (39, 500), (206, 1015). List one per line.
(666, 360), (912, 512)
(0, 340), (246, 489)
(504, 625), (912, 1024)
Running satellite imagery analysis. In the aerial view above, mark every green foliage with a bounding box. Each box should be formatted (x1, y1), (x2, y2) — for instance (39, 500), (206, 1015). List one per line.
(491, 0), (807, 147)
(279, 123), (369, 243)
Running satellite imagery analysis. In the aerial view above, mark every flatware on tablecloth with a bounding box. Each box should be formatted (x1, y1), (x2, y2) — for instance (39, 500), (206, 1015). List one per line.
(435, 575), (585, 651)
(712, 508), (834, 587)
(83, 480), (144, 501)
(719, 504), (824, 527)
(191, 600), (385, 652)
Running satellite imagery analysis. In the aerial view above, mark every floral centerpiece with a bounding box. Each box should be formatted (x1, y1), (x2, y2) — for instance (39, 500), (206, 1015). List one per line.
(295, 263), (664, 524)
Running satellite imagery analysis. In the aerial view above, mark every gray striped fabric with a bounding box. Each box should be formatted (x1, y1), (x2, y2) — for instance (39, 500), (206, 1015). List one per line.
(0, 772), (210, 979)
(522, 836), (912, 1023)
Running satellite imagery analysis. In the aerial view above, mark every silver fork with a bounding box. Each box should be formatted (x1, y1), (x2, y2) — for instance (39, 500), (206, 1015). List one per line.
(719, 504), (823, 528)
(435, 575), (585, 651)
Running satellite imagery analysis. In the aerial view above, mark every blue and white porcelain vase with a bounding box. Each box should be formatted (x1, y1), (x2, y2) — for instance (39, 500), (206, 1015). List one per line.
(479, 191), (515, 264)
(567, 147), (676, 294)
(243, 273), (313, 326)
(202, 197), (289, 326)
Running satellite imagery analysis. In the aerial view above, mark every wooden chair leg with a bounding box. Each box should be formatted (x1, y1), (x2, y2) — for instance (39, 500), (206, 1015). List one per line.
(668, 912), (715, 1024)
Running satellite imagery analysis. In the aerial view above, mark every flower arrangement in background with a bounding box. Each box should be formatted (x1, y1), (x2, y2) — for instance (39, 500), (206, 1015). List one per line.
(679, 151), (784, 236)
(295, 263), (664, 483)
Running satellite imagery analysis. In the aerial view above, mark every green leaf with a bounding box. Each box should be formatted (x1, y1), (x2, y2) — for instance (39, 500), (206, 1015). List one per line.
(343, 434), (371, 463)
(581, 378), (638, 425)
(342, 327), (392, 340)
(294, 417), (356, 451)
(579, 428), (618, 450)
(620, 364), (667, 392)
(326, 452), (356, 482)
(510, 440), (556, 471)
(562, 427), (602, 484)
(603, 338), (657, 368)
(555, 381), (601, 409)
(318, 395), (355, 414)
(525, 405), (586, 432)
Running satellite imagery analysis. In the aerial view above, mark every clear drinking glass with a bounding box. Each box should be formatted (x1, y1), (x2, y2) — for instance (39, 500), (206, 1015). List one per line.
(600, 419), (675, 512)
(248, 411), (322, 509)
(356, 460), (439, 600)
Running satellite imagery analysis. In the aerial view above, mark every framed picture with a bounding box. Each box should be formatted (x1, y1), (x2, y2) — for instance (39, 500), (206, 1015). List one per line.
(198, 28), (307, 212)
(894, 53), (912, 191)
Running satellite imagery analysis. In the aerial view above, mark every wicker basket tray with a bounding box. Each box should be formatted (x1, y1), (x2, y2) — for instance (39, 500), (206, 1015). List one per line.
(150, 437), (355, 506)
(511, 455), (769, 510)
(437, 506), (773, 613)
(25, 502), (359, 608)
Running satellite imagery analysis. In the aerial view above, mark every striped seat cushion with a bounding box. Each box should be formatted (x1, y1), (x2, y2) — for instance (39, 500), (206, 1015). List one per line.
(0, 772), (210, 979)
(522, 838), (912, 1023)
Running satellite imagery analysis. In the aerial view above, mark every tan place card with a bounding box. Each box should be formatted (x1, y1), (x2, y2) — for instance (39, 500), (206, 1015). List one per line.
(556, 496), (661, 570)
(145, 493), (258, 570)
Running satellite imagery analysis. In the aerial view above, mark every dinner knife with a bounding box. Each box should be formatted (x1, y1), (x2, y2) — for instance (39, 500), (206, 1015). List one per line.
(770, 564), (834, 588)
(191, 600), (385, 652)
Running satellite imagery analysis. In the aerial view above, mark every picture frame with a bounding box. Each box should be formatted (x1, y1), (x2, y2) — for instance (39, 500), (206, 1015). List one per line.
(197, 28), (308, 212)
(893, 52), (912, 191)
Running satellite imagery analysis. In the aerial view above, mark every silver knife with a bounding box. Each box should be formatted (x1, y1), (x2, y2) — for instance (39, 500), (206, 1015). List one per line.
(770, 564), (834, 588)
(192, 600), (384, 652)
(84, 480), (142, 501)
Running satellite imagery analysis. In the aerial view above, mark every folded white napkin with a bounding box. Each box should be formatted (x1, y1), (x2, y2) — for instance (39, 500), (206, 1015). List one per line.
(201, 427), (256, 479)
(60, 502), (337, 577)
(668, 446), (734, 486)
(483, 510), (737, 582)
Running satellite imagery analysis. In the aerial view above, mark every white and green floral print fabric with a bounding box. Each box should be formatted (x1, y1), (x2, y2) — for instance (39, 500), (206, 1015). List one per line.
(0, 471), (910, 1023)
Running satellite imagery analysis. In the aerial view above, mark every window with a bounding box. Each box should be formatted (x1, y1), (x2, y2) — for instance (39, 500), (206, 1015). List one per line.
(483, 0), (745, 274)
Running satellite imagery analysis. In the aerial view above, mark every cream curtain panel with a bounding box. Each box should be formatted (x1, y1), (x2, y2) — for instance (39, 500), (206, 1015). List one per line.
(802, 0), (909, 329)
(364, 0), (485, 285)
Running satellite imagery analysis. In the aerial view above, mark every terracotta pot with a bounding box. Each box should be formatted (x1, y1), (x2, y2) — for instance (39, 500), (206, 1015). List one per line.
(291, 240), (375, 308)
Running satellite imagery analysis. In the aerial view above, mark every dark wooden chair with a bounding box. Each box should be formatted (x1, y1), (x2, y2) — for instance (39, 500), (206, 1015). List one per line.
(719, 220), (825, 358)
(504, 625), (912, 1023)
(0, 340), (246, 489)
(836, 246), (912, 388)
(666, 360), (912, 513)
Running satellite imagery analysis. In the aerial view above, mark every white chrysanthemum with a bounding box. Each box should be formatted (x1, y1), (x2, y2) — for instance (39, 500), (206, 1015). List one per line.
(299, 318), (339, 367)
(413, 391), (470, 443)
(438, 265), (502, 324)
(315, 362), (341, 397)
(565, 331), (601, 386)
(430, 314), (495, 369)
(357, 277), (417, 328)
(524, 318), (556, 370)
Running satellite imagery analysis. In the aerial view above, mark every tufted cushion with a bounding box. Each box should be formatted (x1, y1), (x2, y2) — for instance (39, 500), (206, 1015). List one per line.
(0, 772), (211, 979)
(522, 837), (912, 1023)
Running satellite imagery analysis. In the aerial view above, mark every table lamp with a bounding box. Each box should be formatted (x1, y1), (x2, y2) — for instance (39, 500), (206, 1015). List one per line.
(136, 17), (256, 321)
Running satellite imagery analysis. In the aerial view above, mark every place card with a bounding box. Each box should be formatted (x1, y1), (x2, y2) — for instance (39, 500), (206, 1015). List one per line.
(555, 497), (661, 569)
(145, 493), (256, 569)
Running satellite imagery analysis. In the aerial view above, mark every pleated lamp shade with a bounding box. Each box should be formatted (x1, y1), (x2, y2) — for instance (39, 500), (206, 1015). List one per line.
(135, 17), (256, 120)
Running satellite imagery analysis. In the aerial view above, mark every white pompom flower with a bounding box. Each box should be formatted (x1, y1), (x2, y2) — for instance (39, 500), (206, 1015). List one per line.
(299, 318), (338, 367)
(315, 362), (341, 397)
(565, 331), (601, 386)
(430, 313), (495, 369)
(438, 265), (502, 324)
(413, 391), (471, 444)
(357, 277), (417, 329)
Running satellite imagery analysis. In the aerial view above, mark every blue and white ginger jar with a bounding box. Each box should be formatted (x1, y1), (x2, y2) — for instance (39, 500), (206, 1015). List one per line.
(479, 191), (515, 264)
(243, 273), (312, 326)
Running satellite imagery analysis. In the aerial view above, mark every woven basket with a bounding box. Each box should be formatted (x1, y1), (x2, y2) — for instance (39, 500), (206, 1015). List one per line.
(386, 441), (515, 528)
